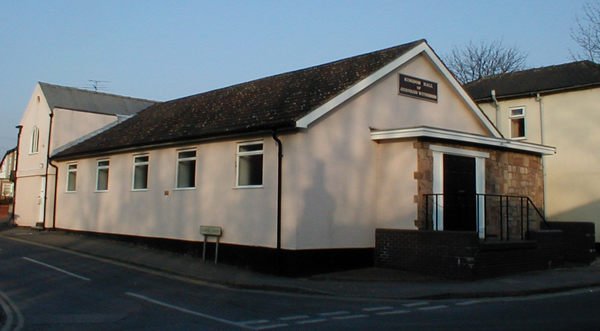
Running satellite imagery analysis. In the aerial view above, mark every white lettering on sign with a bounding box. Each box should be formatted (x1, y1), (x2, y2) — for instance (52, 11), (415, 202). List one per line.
(399, 74), (438, 102)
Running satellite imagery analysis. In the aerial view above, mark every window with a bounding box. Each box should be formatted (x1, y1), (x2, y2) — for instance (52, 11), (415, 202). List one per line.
(66, 164), (77, 192)
(176, 150), (196, 188)
(237, 142), (263, 187)
(96, 160), (110, 191)
(30, 126), (39, 154)
(132, 155), (149, 190)
(510, 107), (525, 139)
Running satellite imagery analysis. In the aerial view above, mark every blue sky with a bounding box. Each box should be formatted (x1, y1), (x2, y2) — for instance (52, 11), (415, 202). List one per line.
(0, 0), (590, 154)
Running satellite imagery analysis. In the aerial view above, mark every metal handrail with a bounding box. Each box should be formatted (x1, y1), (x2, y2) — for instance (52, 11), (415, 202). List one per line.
(423, 193), (548, 241)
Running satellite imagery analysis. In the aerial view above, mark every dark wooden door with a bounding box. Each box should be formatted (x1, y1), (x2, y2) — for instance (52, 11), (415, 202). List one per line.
(443, 154), (476, 231)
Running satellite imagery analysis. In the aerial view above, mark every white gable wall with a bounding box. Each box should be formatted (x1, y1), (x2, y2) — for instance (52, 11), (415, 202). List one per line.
(15, 83), (135, 227)
(15, 84), (53, 226)
(282, 54), (490, 250)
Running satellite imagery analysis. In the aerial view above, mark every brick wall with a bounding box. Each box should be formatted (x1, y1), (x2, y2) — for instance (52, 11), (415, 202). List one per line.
(547, 221), (596, 263)
(375, 228), (566, 279)
(375, 229), (480, 279)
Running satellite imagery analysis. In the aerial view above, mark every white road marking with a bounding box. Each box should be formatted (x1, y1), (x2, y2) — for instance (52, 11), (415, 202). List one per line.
(376, 309), (410, 315)
(332, 314), (368, 320)
(279, 315), (309, 321)
(418, 305), (447, 311)
(241, 319), (270, 325)
(125, 292), (252, 329)
(22, 257), (90, 281)
(403, 301), (429, 307)
(296, 318), (327, 325)
(0, 290), (24, 331)
(362, 306), (393, 312)
(318, 310), (349, 317)
(456, 300), (481, 306)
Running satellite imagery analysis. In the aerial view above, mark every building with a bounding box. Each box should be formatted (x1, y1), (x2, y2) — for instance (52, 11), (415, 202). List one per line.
(465, 61), (600, 245)
(48, 40), (560, 275)
(0, 148), (16, 200)
(14, 82), (156, 228)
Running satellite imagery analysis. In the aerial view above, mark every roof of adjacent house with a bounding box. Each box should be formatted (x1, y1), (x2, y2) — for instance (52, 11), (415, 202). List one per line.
(54, 39), (425, 159)
(464, 60), (600, 102)
(40, 82), (157, 116)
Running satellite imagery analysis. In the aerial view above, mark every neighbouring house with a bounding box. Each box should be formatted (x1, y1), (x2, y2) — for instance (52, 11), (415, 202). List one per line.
(47, 39), (572, 277)
(465, 61), (600, 247)
(14, 82), (156, 228)
(0, 148), (16, 201)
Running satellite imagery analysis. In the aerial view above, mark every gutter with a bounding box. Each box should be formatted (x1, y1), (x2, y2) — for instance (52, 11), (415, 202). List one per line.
(41, 110), (55, 229)
(536, 93), (548, 216)
(472, 82), (600, 103)
(491, 89), (500, 128)
(11, 125), (23, 223)
(271, 131), (283, 251)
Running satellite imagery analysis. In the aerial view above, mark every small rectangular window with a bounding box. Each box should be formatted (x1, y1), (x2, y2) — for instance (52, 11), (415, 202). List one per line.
(30, 126), (39, 154)
(237, 142), (263, 187)
(132, 155), (149, 190)
(66, 163), (77, 192)
(96, 160), (110, 191)
(510, 107), (526, 139)
(176, 150), (196, 188)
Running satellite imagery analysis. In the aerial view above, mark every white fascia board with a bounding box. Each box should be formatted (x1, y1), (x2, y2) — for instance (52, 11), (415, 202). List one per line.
(296, 42), (429, 129)
(420, 48), (502, 138)
(370, 127), (556, 155)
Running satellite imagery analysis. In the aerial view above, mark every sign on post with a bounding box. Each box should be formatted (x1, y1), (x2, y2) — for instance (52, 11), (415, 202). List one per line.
(200, 226), (222, 264)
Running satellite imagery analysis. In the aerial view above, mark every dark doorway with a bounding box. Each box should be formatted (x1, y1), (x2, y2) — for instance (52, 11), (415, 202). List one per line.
(443, 154), (476, 231)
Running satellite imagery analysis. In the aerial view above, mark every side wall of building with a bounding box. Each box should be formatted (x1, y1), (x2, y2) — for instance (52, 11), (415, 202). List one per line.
(479, 88), (600, 241)
(56, 138), (279, 246)
(51, 109), (117, 152)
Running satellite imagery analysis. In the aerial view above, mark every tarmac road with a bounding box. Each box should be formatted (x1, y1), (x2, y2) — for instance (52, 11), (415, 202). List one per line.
(1, 236), (600, 330)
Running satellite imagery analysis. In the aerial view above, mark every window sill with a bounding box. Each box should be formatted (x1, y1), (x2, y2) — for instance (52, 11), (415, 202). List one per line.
(234, 185), (264, 189)
(173, 187), (196, 191)
(94, 190), (109, 193)
(510, 137), (527, 141)
(131, 189), (149, 192)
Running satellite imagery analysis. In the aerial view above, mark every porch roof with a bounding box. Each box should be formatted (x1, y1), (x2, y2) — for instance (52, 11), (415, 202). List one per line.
(370, 126), (556, 155)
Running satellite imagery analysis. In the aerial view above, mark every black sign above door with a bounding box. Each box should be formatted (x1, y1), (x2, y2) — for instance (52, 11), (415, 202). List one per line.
(398, 74), (438, 102)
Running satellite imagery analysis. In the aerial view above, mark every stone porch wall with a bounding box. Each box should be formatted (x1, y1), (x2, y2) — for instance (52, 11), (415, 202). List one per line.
(413, 139), (545, 234)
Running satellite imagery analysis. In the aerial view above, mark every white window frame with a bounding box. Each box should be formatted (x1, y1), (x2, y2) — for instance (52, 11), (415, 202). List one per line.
(509, 107), (526, 140)
(175, 149), (196, 189)
(236, 141), (264, 188)
(132, 154), (150, 191)
(66, 163), (78, 192)
(95, 159), (110, 192)
(29, 126), (40, 154)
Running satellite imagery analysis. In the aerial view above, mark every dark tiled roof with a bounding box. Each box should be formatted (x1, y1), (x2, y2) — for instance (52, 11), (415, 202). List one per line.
(40, 82), (156, 116)
(464, 61), (600, 102)
(54, 40), (424, 159)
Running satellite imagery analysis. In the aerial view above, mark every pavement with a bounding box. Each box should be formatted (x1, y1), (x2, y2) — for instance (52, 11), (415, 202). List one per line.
(1, 223), (599, 300)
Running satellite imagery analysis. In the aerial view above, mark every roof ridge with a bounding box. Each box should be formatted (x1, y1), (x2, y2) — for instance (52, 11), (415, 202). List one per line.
(467, 60), (600, 85)
(38, 81), (159, 103)
(168, 39), (426, 103)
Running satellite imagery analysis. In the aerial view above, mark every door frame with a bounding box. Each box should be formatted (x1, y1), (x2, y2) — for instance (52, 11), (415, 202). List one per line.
(431, 145), (488, 239)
